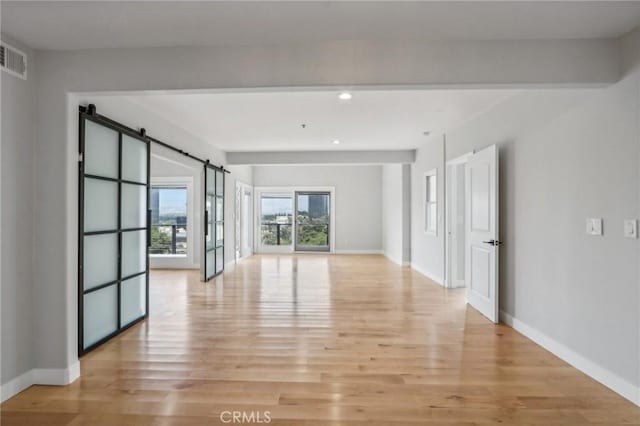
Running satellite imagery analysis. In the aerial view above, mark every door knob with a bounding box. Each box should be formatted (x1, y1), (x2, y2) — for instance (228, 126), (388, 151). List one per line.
(483, 239), (503, 246)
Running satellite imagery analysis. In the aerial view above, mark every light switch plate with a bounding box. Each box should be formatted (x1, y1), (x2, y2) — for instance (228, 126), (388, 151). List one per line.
(586, 218), (603, 236)
(624, 219), (638, 239)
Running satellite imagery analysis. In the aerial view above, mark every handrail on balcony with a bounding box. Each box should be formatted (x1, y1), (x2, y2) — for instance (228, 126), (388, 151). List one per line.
(260, 222), (292, 245)
(261, 221), (329, 247)
(150, 224), (187, 255)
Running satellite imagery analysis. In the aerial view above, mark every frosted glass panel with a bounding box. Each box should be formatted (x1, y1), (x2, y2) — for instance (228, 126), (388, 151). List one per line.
(84, 120), (118, 178)
(206, 250), (215, 278)
(84, 234), (117, 290)
(216, 247), (224, 273)
(216, 196), (223, 221)
(122, 135), (147, 183)
(216, 222), (224, 246)
(216, 170), (224, 194)
(204, 166), (224, 279)
(122, 230), (146, 277)
(206, 168), (215, 195)
(121, 274), (146, 326)
(83, 285), (117, 348)
(122, 183), (147, 229)
(206, 196), (214, 249)
(84, 178), (117, 232)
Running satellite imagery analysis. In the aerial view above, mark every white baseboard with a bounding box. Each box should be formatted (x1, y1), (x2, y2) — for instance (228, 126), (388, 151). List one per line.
(334, 249), (383, 255)
(33, 360), (80, 386)
(1, 361), (80, 403)
(1, 370), (33, 403)
(449, 279), (465, 289)
(500, 310), (640, 407)
(410, 262), (444, 286)
(383, 253), (411, 267)
(383, 252), (403, 266)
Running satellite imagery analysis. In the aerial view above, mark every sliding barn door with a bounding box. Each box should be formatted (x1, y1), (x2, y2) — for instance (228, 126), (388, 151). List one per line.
(203, 164), (225, 280)
(79, 111), (150, 354)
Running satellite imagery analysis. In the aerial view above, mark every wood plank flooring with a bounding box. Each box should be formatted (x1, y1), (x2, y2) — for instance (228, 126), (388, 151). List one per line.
(2, 254), (638, 425)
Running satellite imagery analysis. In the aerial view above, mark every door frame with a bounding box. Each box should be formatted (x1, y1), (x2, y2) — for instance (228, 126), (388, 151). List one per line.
(254, 186), (335, 254)
(444, 152), (472, 289)
(235, 180), (253, 261)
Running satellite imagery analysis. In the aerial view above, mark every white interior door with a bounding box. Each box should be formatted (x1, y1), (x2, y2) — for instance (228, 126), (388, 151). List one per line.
(465, 144), (500, 323)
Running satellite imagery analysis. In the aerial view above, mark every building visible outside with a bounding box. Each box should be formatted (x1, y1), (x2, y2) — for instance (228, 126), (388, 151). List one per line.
(260, 193), (330, 247)
(150, 186), (188, 255)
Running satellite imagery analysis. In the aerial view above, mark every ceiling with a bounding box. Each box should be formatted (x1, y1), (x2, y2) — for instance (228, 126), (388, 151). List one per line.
(106, 89), (517, 152)
(3, 1), (640, 50)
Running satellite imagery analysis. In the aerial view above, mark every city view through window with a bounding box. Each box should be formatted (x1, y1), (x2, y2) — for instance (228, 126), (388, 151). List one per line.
(295, 193), (330, 249)
(151, 186), (188, 255)
(260, 196), (293, 245)
(260, 193), (330, 249)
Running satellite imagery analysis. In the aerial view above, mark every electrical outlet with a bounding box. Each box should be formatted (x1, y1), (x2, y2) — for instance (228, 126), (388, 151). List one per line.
(586, 218), (603, 236)
(624, 219), (638, 239)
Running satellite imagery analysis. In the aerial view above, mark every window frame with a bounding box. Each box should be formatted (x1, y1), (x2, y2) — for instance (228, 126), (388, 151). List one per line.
(424, 169), (438, 236)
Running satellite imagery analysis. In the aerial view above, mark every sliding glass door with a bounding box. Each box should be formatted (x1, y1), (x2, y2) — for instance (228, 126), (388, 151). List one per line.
(295, 192), (330, 252)
(203, 165), (225, 280)
(79, 110), (149, 355)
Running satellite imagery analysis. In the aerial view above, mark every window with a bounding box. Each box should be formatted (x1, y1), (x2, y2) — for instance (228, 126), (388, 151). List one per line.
(424, 171), (437, 234)
(150, 186), (188, 256)
(295, 192), (330, 251)
(260, 195), (293, 246)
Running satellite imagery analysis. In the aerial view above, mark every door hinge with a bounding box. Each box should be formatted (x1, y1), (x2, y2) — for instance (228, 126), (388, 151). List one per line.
(78, 152), (84, 162)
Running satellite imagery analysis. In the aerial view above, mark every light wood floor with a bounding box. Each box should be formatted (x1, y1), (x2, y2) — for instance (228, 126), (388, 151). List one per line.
(2, 254), (639, 425)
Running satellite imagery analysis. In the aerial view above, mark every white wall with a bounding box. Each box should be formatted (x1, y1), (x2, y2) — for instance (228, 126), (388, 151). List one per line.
(1, 34), (36, 396)
(228, 150), (415, 165)
(401, 164), (412, 264)
(382, 165), (403, 264)
(382, 164), (411, 265)
(253, 165), (382, 253)
(410, 27), (640, 404)
(411, 135), (446, 284)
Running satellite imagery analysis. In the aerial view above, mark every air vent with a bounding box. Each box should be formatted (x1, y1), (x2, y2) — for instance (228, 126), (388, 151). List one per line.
(0, 42), (27, 80)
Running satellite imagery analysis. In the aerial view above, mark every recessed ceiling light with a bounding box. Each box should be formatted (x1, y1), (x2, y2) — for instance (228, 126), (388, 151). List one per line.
(338, 92), (352, 101)
(333, 140), (341, 145)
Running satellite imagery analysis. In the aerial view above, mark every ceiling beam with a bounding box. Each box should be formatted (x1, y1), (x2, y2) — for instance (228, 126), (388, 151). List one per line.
(226, 150), (416, 165)
(41, 38), (621, 94)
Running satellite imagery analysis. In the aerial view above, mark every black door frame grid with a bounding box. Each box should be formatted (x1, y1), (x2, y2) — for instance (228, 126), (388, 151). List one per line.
(203, 163), (225, 281)
(78, 105), (150, 356)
